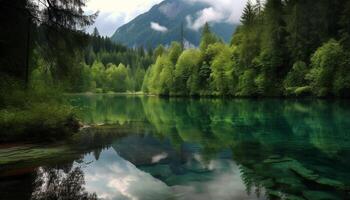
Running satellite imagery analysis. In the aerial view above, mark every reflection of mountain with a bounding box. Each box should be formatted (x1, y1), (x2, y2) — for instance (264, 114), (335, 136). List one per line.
(110, 135), (262, 200)
(3, 96), (350, 200)
(69, 95), (350, 199)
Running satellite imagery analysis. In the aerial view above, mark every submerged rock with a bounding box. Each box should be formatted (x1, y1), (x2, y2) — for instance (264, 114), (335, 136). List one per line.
(303, 190), (341, 200)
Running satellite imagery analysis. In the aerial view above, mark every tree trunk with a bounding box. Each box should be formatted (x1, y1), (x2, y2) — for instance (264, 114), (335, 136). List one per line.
(25, 16), (31, 88)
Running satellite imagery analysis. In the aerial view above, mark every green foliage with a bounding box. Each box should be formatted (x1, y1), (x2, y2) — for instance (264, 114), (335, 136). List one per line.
(340, 1), (350, 49)
(139, 0), (350, 98)
(210, 44), (235, 95)
(91, 61), (106, 90)
(307, 40), (345, 97)
(143, 55), (173, 94)
(200, 23), (219, 52)
(174, 49), (201, 95)
(333, 54), (350, 96)
(237, 69), (257, 96)
(240, 0), (258, 27)
(283, 61), (308, 91)
(159, 64), (174, 95)
(138, 0), (350, 98)
(0, 103), (77, 142)
(168, 42), (182, 64)
(154, 45), (166, 59)
(0, 76), (79, 142)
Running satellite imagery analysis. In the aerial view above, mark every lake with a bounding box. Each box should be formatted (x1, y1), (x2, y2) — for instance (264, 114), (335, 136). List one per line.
(1, 95), (350, 200)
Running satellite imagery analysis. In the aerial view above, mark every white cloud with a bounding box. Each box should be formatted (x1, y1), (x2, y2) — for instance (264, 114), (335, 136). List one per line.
(186, 7), (225, 31)
(185, 0), (248, 31)
(152, 152), (168, 163)
(85, 0), (163, 36)
(150, 22), (168, 32)
(85, 0), (249, 36)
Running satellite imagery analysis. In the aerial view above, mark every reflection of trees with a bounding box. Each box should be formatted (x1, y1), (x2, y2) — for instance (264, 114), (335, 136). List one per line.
(68, 95), (350, 199)
(31, 167), (97, 200)
(140, 98), (350, 199)
(70, 95), (147, 125)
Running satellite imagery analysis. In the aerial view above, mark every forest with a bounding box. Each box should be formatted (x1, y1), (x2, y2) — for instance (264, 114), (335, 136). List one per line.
(142, 0), (350, 97)
(1, 0), (350, 141)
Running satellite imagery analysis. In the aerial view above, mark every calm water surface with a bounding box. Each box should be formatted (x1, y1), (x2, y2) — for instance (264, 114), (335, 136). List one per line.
(1, 95), (350, 200)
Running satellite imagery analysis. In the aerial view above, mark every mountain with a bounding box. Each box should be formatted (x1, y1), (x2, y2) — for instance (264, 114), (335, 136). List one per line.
(111, 0), (237, 48)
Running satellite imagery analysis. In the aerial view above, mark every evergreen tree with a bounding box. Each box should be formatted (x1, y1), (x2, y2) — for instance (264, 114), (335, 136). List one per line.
(93, 27), (100, 37)
(168, 42), (182, 64)
(240, 0), (257, 27)
(199, 23), (218, 52)
(174, 50), (201, 95)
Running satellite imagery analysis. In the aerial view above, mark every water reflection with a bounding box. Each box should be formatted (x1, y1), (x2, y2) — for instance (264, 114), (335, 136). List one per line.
(80, 148), (172, 200)
(31, 167), (98, 200)
(69, 95), (350, 199)
(1, 95), (350, 200)
(79, 135), (263, 200)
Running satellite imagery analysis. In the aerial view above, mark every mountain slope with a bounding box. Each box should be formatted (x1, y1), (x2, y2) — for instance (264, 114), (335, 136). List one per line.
(111, 0), (237, 48)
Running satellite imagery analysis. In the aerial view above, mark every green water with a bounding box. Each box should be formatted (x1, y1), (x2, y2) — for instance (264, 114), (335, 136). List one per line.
(1, 95), (350, 200)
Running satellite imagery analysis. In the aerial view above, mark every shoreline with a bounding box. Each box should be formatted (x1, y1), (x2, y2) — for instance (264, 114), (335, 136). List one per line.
(63, 92), (350, 100)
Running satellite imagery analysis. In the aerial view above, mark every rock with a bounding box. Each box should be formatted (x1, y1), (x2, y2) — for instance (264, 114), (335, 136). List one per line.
(303, 190), (341, 200)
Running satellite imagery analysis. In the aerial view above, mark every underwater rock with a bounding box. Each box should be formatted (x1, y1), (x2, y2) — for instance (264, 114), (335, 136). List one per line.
(264, 157), (294, 164)
(303, 190), (341, 200)
(140, 164), (173, 180)
(268, 190), (305, 200)
(260, 178), (275, 188)
(315, 177), (345, 190)
(263, 157), (348, 195)
(165, 171), (213, 186)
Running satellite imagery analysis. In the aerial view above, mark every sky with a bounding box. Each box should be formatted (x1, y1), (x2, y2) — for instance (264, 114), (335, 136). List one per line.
(85, 0), (248, 37)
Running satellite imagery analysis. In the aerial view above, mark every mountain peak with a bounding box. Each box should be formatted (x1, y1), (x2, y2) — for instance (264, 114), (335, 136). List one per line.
(111, 0), (237, 48)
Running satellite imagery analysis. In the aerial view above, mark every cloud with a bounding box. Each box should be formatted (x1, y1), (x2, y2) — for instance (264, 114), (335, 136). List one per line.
(85, 0), (250, 35)
(185, 0), (248, 31)
(186, 7), (225, 31)
(150, 22), (168, 32)
(85, 0), (163, 36)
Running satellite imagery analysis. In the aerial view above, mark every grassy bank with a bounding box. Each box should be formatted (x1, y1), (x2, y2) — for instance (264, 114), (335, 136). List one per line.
(0, 77), (80, 143)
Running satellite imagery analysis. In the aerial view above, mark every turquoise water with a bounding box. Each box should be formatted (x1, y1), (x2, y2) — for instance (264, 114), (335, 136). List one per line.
(1, 95), (350, 199)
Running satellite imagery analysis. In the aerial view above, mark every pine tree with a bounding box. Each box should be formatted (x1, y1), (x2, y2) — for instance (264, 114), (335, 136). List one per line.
(240, 0), (257, 27)
(199, 23), (218, 52)
(93, 27), (100, 37)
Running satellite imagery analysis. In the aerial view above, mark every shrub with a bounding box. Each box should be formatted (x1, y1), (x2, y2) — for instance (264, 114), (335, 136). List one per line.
(0, 103), (79, 142)
(307, 40), (345, 97)
(0, 77), (80, 142)
(284, 61), (308, 88)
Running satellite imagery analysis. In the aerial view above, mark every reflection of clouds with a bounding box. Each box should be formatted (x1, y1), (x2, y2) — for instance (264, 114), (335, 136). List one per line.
(108, 176), (137, 200)
(173, 159), (263, 200)
(152, 152), (168, 163)
(79, 149), (173, 200)
(78, 145), (263, 200)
